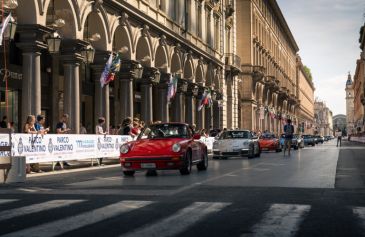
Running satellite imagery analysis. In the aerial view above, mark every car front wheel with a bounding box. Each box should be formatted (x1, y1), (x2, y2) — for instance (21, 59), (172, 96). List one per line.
(180, 152), (192, 175)
(248, 145), (255, 159)
(123, 171), (135, 177)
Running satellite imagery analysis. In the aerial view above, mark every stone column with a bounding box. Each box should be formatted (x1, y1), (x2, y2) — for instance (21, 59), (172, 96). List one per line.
(196, 86), (206, 130)
(185, 83), (198, 125)
(141, 67), (160, 124)
(91, 51), (111, 132)
(17, 25), (50, 127)
(155, 73), (170, 122)
(119, 60), (139, 120)
(51, 55), (60, 130)
(60, 39), (88, 134)
(226, 76), (233, 129)
(172, 79), (188, 122)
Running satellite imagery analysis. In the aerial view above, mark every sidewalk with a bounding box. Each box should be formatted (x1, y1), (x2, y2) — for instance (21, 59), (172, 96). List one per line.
(335, 140), (365, 189)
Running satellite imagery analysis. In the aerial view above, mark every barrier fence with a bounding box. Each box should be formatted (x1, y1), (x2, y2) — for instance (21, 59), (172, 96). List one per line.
(350, 136), (365, 143)
(0, 134), (216, 164)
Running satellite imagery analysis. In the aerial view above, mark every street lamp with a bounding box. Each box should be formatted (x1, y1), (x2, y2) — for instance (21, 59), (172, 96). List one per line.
(46, 31), (61, 53)
(81, 44), (95, 64)
(133, 63), (144, 79)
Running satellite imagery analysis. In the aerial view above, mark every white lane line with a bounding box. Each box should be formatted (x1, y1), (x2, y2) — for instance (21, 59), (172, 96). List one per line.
(353, 207), (365, 228)
(120, 202), (230, 237)
(2, 200), (153, 237)
(242, 204), (311, 237)
(0, 199), (18, 205)
(0, 199), (85, 222)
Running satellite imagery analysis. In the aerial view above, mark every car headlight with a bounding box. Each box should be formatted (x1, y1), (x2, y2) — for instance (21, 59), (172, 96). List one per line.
(172, 143), (181, 153)
(120, 144), (130, 154)
(243, 141), (249, 146)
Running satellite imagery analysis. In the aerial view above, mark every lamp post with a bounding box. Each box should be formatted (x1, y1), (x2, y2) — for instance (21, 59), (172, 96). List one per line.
(81, 44), (95, 64)
(46, 31), (61, 54)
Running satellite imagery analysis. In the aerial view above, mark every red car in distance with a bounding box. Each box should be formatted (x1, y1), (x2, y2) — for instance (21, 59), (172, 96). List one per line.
(119, 123), (208, 176)
(258, 133), (281, 152)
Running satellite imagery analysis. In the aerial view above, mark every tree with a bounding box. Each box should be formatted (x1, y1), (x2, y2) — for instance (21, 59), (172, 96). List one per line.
(303, 65), (313, 81)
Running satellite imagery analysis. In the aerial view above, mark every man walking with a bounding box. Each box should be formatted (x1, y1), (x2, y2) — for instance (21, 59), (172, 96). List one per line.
(283, 119), (294, 156)
(336, 129), (343, 147)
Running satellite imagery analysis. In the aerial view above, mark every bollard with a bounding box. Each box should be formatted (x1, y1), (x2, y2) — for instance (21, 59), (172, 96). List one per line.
(0, 156), (26, 183)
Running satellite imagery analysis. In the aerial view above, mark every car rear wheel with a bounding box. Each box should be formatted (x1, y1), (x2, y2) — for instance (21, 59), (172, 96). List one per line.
(197, 152), (208, 171)
(180, 152), (192, 175)
(123, 171), (135, 177)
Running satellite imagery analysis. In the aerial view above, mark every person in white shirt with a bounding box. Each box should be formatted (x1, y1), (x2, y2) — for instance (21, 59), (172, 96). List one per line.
(95, 117), (107, 165)
(335, 129), (342, 147)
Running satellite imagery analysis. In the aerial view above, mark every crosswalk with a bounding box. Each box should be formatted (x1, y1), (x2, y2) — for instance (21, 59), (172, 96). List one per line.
(0, 198), (364, 236)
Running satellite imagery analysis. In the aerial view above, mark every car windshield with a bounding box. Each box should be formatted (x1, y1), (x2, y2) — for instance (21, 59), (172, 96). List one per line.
(138, 124), (191, 139)
(261, 133), (275, 139)
(219, 131), (250, 139)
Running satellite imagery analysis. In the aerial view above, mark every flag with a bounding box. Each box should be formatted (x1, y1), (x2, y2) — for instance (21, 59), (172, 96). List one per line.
(104, 53), (121, 86)
(0, 13), (12, 46)
(100, 53), (113, 88)
(198, 88), (212, 111)
(167, 74), (178, 102)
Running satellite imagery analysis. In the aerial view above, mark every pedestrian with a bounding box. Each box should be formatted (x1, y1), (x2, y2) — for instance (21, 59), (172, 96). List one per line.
(336, 129), (342, 147)
(80, 122), (87, 134)
(190, 124), (197, 134)
(9, 122), (15, 133)
(131, 121), (140, 137)
(23, 115), (42, 173)
(283, 119), (294, 156)
(35, 115), (50, 135)
(96, 117), (107, 165)
(55, 114), (71, 167)
(0, 115), (8, 128)
(120, 117), (134, 137)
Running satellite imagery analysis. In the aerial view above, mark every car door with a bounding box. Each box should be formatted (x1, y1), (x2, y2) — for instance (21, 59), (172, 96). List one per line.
(190, 128), (201, 162)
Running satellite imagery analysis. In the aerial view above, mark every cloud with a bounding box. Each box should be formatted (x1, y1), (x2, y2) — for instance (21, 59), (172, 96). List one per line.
(277, 0), (364, 114)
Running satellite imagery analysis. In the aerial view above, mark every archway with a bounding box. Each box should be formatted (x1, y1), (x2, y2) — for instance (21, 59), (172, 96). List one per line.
(113, 26), (132, 60)
(155, 45), (168, 73)
(183, 59), (194, 80)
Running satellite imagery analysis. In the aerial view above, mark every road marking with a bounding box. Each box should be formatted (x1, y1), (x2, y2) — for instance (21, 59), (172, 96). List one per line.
(0, 199), (85, 222)
(242, 204), (311, 237)
(2, 200), (153, 237)
(120, 202), (231, 237)
(0, 199), (18, 205)
(353, 207), (365, 228)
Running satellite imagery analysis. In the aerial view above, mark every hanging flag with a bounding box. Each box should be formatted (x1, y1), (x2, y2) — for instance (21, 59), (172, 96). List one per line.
(100, 53), (113, 88)
(104, 53), (121, 86)
(0, 13), (12, 46)
(198, 88), (212, 111)
(167, 74), (178, 102)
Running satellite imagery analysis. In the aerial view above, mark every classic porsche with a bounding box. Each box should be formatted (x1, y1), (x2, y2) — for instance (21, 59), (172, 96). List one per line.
(259, 133), (281, 152)
(212, 130), (261, 159)
(119, 123), (208, 176)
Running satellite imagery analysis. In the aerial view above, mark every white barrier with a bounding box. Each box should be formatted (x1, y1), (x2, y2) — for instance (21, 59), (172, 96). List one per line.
(350, 136), (365, 143)
(0, 134), (216, 164)
(0, 134), (132, 164)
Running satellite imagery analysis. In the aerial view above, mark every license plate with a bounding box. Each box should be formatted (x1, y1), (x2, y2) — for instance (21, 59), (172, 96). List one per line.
(141, 163), (156, 169)
(262, 148), (268, 151)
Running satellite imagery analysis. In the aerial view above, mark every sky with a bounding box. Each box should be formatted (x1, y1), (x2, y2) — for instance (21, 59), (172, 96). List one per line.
(277, 0), (365, 115)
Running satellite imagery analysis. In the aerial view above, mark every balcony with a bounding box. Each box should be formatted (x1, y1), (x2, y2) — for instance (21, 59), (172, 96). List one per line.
(225, 53), (241, 74)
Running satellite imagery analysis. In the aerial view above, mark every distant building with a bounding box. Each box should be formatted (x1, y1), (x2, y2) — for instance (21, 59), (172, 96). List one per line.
(345, 73), (355, 135)
(353, 55), (364, 133)
(314, 100), (333, 136)
(333, 114), (347, 134)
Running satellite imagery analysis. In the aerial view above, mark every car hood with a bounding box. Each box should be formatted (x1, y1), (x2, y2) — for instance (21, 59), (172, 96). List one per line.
(127, 138), (187, 156)
(214, 139), (250, 149)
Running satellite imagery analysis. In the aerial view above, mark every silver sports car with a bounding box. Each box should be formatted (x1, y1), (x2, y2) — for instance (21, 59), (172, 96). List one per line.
(212, 130), (261, 159)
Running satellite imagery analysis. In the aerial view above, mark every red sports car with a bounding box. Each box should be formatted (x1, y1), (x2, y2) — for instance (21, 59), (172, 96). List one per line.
(120, 123), (208, 176)
(258, 133), (281, 152)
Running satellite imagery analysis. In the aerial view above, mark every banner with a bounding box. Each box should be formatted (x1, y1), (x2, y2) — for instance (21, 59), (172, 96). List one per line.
(0, 134), (132, 164)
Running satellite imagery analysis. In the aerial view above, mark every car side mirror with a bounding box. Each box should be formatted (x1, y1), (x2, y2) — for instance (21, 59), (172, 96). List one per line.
(193, 134), (201, 140)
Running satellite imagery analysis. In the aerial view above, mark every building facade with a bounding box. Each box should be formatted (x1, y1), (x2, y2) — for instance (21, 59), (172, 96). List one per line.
(1, 0), (241, 133)
(353, 55), (364, 133)
(236, 0), (300, 135)
(333, 114), (347, 134)
(345, 73), (355, 135)
(314, 100), (333, 136)
(296, 55), (315, 134)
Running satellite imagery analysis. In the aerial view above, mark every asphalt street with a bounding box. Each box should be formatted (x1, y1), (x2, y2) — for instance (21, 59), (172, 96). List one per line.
(1, 139), (365, 237)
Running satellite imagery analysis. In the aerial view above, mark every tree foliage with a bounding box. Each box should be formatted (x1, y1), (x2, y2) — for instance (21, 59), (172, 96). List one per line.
(303, 65), (313, 81)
